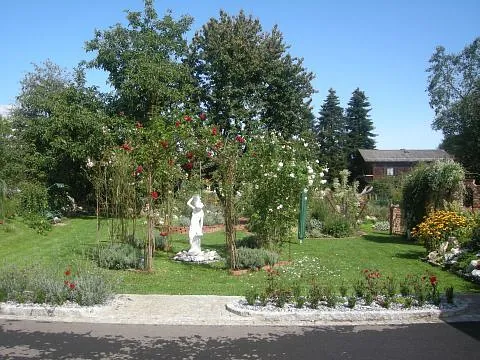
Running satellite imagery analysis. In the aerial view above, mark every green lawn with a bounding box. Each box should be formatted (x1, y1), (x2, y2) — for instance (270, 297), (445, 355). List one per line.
(1, 218), (479, 295)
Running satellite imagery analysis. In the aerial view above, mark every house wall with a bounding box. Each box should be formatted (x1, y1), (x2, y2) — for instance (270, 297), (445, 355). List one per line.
(371, 162), (414, 179)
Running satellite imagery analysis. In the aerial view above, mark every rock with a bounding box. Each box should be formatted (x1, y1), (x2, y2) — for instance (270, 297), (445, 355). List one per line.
(173, 249), (222, 264)
(427, 251), (439, 263)
(438, 241), (449, 255)
(471, 269), (480, 279)
(52, 216), (61, 224)
(466, 260), (479, 273)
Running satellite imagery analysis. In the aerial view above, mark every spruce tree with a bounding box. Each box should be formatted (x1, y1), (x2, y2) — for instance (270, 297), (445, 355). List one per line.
(345, 88), (376, 181)
(315, 88), (347, 179)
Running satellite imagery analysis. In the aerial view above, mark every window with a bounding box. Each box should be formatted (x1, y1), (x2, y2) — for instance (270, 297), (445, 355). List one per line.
(386, 167), (394, 176)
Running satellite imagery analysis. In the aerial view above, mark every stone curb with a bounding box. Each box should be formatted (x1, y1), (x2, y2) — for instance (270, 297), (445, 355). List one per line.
(225, 300), (470, 323)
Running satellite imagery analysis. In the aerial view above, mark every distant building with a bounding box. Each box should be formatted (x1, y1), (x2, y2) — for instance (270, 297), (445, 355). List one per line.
(358, 149), (452, 181)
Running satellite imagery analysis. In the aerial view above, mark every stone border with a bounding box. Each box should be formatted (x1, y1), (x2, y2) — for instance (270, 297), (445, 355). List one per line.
(225, 300), (469, 323)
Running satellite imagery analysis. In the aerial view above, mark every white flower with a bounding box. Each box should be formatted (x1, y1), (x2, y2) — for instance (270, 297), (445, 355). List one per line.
(319, 172), (325, 177)
(289, 173), (295, 178)
(307, 165), (314, 174)
(320, 179), (327, 184)
(86, 158), (94, 168)
(278, 162), (283, 168)
(304, 142), (308, 147)
(255, 184), (259, 190)
(324, 167), (329, 173)
(277, 204), (283, 210)
(269, 208), (273, 212)
(315, 159), (320, 164)
(308, 179), (314, 186)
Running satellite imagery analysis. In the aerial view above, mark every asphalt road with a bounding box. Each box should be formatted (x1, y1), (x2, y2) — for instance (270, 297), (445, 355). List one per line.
(1, 319), (479, 359)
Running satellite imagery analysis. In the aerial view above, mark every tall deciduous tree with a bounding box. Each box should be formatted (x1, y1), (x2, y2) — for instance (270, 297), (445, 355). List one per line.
(12, 61), (120, 205)
(315, 88), (347, 179)
(85, 0), (195, 123)
(189, 10), (315, 137)
(345, 88), (376, 181)
(427, 37), (480, 180)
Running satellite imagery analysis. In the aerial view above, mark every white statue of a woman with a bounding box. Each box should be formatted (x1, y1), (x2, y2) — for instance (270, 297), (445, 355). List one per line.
(187, 195), (204, 255)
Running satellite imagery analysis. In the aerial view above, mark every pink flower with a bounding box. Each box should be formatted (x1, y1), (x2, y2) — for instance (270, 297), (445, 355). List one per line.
(184, 115), (192, 122)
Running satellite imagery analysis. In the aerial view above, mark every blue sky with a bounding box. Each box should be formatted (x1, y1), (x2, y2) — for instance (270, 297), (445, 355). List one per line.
(1, 0), (478, 149)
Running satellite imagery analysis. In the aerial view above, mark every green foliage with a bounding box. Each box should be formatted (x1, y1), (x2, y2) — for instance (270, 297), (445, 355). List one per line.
(190, 10), (315, 137)
(86, 0), (195, 122)
(427, 38), (480, 180)
(322, 215), (353, 238)
(0, 264), (112, 306)
(315, 89), (347, 179)
(93, 243), (142, 270)
(370, 176), (405, 206)
(234, 247), (279, 270)
(401, 160), (465, 232)
(244, 133), (326, 247)
(17, 181), (51, 233)
(373, 221), (390, 232)
(345, 88), (376, 181)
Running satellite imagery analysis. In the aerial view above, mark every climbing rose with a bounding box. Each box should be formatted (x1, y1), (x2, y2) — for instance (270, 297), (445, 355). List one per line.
(136, 165), (143, 175)
(429, 275), (437, 286)
(151, 191), (159, 200)
(212, 127), (218, 136)
(199, 113), (207, 121)
(184, 115), (192, 122)
(235, 135), (245, 143)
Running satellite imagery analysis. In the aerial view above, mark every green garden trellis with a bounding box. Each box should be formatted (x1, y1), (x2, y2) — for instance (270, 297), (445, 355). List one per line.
(298, 189), (307, 243)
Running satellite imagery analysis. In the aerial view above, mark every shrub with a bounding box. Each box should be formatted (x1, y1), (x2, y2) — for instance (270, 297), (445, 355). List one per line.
(0, 265), (112, 306)
(94, 243), (142, 270)
(236, 235), (262, 249)
(322, 215), (353, 238)
(245, 287), (258, 306)
(307, 218), (324, 238)
(373, 221), (390, 232)
(235, 247), (279, 270)
(402, 160), (465, 234)
(411, 210), (470, 252)
(347, 295), (357, 309)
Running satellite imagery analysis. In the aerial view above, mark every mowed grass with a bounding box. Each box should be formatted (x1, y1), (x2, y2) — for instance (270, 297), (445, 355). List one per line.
(1, 218), (479, 295)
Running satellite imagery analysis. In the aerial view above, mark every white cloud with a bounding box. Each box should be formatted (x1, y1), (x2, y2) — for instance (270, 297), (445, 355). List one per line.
(0, 104), (13, 117)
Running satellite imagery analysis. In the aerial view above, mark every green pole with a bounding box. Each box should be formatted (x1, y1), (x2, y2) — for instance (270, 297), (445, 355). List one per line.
(298, 189), (307, 243)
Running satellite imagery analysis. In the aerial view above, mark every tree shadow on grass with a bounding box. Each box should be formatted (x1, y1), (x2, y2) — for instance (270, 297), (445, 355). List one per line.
(362, 233), (412, 245)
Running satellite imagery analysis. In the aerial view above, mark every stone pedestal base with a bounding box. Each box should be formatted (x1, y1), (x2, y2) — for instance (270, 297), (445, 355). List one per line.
(173, 250), (222, 264)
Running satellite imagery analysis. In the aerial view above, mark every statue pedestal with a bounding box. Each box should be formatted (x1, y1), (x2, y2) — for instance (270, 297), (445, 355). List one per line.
(173, 249), (222, 264)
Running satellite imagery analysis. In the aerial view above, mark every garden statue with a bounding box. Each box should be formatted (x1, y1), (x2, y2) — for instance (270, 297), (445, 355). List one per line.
(187, 195), (204, 255)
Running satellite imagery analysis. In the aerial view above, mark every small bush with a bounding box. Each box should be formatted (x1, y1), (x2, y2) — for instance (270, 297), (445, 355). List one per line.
(373, 221), (390, 232)
(0, 265), (112, 306)
(235, 247), (279, 270)
(236, 235), (262, 249)
(445, 286), (454, 304)
(94, 243), (142, 270)
(322, 215), (353, 238)
(245, 287), (258, 306)
(347, 295), (357, 309)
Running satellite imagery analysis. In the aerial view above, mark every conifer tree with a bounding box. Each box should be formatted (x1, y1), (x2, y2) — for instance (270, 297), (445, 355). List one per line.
(315, 88), (347, 179)
(345, 88), (376, 181)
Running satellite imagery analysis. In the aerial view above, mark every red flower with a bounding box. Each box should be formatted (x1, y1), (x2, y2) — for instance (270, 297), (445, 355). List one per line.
(121, 143), (132, 151)
(160, 232), (168, 237)
(135, 165), (143, 175)
(69, 283), (76, 290)
(207, 150), (214, 158)
(186, 151), (194, 159)
(429, 275), (437, 286)
(135, 122), (143, 129)
(184, 115), (192, 122)
(160, 140), (169, 149)
(182, 162), (193, 170)
(199, 113), (207, 121)
(211, 127), (218, 136)
(64, 269), (71, 276)
(151, 191), (159, 200)
(235, 135), (245, 143)
(175, 121), (181, 128)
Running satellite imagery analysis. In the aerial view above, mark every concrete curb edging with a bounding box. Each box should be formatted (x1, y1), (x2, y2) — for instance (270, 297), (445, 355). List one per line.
(225, 300), (469, 323)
